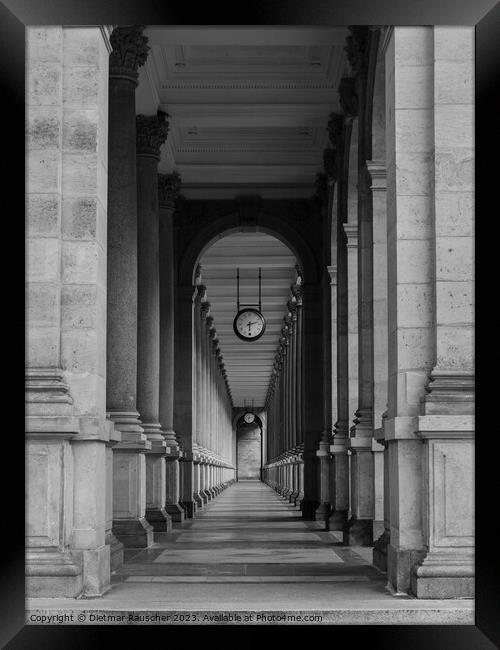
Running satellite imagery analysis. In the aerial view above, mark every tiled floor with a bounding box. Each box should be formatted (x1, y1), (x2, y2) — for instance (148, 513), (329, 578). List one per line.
(115, 481), (377, 580)
(26, 482), (474, 623)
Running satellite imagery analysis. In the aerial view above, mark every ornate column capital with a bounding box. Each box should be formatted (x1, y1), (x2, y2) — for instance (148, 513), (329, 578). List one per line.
(327, 112), (344, 150)
(200, 300), (211, 320)
(158, 171), (182, 209)
(345, 26), (370, 77)
(136, 111), (169, 159)
(193, 284), (207, 305)
(338, 76), (359, 119)
(291, 283), (303, 306)
(109, 25), (149, 83)
(322, 149), (337, 183)
(314, 172), (328, 204)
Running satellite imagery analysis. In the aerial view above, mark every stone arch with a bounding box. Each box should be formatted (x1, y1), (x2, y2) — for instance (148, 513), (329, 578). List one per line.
(177, 211), (319, 287)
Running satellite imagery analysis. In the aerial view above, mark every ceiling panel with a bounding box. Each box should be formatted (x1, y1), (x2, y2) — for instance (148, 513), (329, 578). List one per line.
(136, 26), (349, 196)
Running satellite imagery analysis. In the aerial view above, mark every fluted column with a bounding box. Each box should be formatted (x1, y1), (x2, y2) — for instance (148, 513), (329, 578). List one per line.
(107, 25), (153, 548)
(159, 172), (184, 522)
(136, 111), (171, 532)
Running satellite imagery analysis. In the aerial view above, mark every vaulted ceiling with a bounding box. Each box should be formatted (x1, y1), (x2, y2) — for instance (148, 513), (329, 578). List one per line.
(199, 232), (297, 407)
(136, 27), (348, 407)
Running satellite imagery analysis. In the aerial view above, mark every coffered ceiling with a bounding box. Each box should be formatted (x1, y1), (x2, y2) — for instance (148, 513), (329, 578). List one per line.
(137, 26), (349, 198)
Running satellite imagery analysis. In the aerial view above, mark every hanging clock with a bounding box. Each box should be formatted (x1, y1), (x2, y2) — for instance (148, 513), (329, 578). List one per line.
(233, 267), (266, 342)
(233, 308), (266, 342)
(243, 411), (256, 424)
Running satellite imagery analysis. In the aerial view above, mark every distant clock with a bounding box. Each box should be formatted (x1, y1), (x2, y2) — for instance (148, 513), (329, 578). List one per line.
(243, 412), (255, 424)
(233, 308), (266, 342)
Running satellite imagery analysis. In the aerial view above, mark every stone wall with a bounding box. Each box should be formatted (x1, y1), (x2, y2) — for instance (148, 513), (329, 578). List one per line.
(237, 425), (262, 480)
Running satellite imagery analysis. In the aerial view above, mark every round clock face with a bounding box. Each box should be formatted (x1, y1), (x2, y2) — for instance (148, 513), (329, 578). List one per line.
(233, 308), (266, 342)
(244, 412), (255, 424)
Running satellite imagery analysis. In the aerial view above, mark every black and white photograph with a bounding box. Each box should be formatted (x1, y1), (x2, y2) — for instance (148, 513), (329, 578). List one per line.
(7, 0), (499, 644)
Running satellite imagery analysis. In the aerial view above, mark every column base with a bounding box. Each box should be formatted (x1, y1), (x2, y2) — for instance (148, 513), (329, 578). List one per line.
(201, 489), (211, 503)
(145, 506), (173, 533)
(165, 502), (185, 522)
(387, 543), (426, 594)
(343, 518), (373, 546)
(106, 531), (124, 572)
(26, 550), (83, 598)
(301, 500), (319, 520)
(193, 492), (204, 508)
(329, 509), (348, 532)
(410, 552), (474, 599)
(315, 502), (332, 523)
(289, 490), (300, 505)
(112, 517), (154, 548)
(181, 500), (196, 518)
(373, 529), (390, 572)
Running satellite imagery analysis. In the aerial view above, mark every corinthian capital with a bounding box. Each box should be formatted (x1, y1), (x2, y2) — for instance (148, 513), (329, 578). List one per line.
(345, 26), (370, 76)
(136, 111), (169, 159)
(109, 25), (149, 81)
(158, 171), (182, 207)
(327, 113), (344, 150)
(323, 148), (337, 182)
(338, 77), (358, 118)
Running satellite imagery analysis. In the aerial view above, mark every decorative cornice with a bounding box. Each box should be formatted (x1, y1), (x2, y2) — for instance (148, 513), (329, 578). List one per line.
(136, 111), (169, 159)
(365, 160), (387, 191)
(327, 264), (338, 286)
(338, 76), (359, 118)
(343, 222), (358, 248)
(158, 171), (182, 207)
(109, 25), (149, 83)
(345, 26), (370, 76)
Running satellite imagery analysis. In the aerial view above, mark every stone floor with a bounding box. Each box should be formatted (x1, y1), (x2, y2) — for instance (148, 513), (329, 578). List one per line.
(26, 482), (474, 624)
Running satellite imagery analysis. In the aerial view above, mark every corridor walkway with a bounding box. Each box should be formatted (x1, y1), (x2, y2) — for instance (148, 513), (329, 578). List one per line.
(26, 482), (474, 624)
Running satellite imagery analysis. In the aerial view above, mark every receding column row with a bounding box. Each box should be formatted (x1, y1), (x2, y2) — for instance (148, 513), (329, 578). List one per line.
(262, 271), (305, 507)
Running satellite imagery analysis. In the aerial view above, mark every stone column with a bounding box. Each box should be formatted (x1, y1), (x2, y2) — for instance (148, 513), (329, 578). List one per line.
(136, 111), (171, 533)
(327, 156), (350, 528)
(26, 26), (134, 596)
(369, 159), (389, 557)
(105, 26), (153, 549)
(412, 26), (475, 599)
(301, 280), (324, 520)
(175, 284), (196, 517)
(384, 27), (434, 592)
(158, 172), (184, 522)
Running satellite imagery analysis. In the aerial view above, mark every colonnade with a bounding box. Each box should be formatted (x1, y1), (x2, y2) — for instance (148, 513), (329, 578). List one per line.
(190, 280), (236, 514)
(262, 275), (304, 507)
(264, 25), (475, 599)
(26, 24), (474, 602)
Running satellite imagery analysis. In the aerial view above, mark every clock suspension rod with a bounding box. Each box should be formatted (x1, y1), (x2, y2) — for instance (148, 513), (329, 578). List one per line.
(237, 267), (240, 312)
(259, 267), (262, 313)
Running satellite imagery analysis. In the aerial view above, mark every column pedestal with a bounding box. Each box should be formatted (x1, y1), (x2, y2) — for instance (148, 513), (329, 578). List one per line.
(164, 444), (185, 522)
(111, 413), (154, 548)
(145, 435), (172, 533)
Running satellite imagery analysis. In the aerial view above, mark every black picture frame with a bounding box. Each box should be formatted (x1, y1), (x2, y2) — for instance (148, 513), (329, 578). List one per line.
(7, 0), (500, 646)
